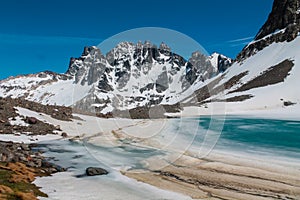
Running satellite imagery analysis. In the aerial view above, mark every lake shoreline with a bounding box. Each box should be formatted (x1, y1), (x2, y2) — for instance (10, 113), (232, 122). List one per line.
(166, 104), (300, 121)
(1, 106), (299, 200)
(0, 141), (66, 200)
(122, 152), (300, 200)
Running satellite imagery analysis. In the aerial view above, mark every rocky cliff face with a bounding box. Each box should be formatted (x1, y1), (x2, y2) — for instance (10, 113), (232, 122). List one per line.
(66, 46), (107, 86)
(65, 42), (231, 114)
(237, 0), (300, 61)
(71, 41), (231, 113)
(255, 0), (300, 40)
(67, 42), (230, 91)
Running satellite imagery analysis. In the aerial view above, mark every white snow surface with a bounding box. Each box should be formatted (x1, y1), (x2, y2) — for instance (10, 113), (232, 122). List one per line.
(9, 116), (28, 127)
(177, 36), (300, 118)
(0, 134), (61, 144)
(1, 107), (192, 200)
(0, 73), (92, 106)
(34, 171), (191, 200)
(28, 80), (92, 106)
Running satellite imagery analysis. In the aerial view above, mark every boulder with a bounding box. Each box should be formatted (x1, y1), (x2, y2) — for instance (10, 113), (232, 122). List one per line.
(86, 167), (108, 176)
(55, 125), (62, 131)
(61, 132), (68, 138)
(26, 117), (38, 124)
(283, 101), (296, 106)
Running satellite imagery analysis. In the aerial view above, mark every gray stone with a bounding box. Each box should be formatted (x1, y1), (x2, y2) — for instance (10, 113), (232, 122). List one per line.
(86, 167), (109, 176)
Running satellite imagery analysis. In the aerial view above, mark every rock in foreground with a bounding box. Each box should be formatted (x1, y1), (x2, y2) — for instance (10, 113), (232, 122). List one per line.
(86, 167), (109, 176)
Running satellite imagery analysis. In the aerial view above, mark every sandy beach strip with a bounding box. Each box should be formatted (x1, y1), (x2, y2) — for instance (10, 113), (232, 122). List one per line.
(122, 154), (300, 200)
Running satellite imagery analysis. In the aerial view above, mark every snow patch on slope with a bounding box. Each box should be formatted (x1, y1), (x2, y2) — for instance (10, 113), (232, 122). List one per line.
(28, 80), (93, 106)
(182, 36), (300, 117)
(0, 74), (93, 106)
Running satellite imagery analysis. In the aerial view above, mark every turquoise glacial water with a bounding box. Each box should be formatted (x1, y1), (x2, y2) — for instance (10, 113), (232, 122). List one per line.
(37, 116), (300, 173)
(196, 116), (300, 159)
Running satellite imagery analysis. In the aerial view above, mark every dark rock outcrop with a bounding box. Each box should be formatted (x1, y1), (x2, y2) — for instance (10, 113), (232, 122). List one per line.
(86, 167), (109, 176)
(237, 0), (300, 61)
(66, 46), (107, 86)
(229, 59), (294, 94)
(283, 101), (296, 106)
(0, 97), (72, 135)
(61, 132), (68, 138)
(217, 54), (232, 73)
(0, 141), (65, 173)
(255, 0), (300, 40)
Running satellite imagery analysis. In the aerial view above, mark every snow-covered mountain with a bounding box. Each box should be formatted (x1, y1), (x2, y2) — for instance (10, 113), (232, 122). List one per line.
(0, 41), (231, 116)
(0, 0), (299, 118)
(182, 0), (300, 115)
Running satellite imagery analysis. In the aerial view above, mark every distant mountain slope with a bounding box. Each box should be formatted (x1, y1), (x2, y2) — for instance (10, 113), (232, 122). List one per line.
(0, 42), (231, 116)
(0, 71), (92, 106)
(183, 0), (300, 115)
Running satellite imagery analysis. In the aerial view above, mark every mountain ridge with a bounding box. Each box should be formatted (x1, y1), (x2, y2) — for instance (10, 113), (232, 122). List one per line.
(0, 41), (231, 116)
(0, 0), (299, 118)
(236, 0), (300, 61)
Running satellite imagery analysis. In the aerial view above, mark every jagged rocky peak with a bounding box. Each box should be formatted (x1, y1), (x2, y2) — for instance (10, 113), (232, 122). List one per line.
(105, 41), (175, 68)
(67, 45), (106, 86)
(159, 42), (171, 52)
(103, 41), (190, 90)
(82, 46), (99, 57)
(143, 40), (153, 48)
(106, 42), (135, 60)
(189, 51), (232, 80)
(189, 51), (208, 65)
(67, 46), (103, 74)
(189, 51), (213, 80)
(64, 40), (233, 101)
(237, 0), (300, 61)
(106, 41), (158, 65)
(209, 53), (232, 73)
(255, 0), (300, 40)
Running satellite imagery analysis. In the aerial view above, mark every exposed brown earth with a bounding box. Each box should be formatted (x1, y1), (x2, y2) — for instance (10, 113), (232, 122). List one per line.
(0, 142), (65, 200)
(0, 97), (73, 121)
(0, 162), (46, 200)
(182, 71), (249, 106)
(0, 97), (72, 136)
(229, 60), (294, 94)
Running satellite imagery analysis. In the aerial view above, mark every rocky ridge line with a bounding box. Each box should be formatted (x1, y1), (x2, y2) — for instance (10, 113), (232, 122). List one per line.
(236, 0), (300, 61)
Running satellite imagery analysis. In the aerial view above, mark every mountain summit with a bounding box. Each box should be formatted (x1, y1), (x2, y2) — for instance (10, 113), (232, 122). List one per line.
(255, 0), (300, 40)
(0, 41), (231, 117)
(237, 0), (300, 61)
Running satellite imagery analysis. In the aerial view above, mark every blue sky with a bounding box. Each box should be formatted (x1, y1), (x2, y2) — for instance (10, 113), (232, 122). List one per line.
(0, 0), (273, 79)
